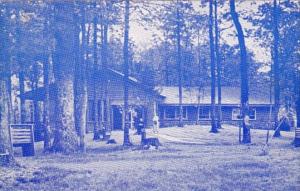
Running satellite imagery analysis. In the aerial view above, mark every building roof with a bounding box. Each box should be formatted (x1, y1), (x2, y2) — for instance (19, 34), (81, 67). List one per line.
(100, 68), (165, 99)
(107, 69), (139, 83)
(156, 86), (273, 105)
(20, 68), (164, 101)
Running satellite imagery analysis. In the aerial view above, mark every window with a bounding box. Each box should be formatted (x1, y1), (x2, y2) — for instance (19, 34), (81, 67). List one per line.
(198, 107), (210, 120)
(175, 107), (187, 119)
(164, 107), (176, 119)
(164, 106), (187, 119)
(248, 108), (256, 120)
(232, 108), (242, 120)
(87, 100), (95, 122)
(232, 108), (256, 120)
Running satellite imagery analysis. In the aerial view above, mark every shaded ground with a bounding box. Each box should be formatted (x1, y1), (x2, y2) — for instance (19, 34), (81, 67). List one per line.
(1, 125), (299, 191)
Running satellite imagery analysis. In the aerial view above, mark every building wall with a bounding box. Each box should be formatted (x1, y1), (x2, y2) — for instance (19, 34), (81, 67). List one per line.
(159, 105), (274, 130)
(85, 73), (161, 131)
(45, 73), (160, 133)
(252, 106), (273, 129)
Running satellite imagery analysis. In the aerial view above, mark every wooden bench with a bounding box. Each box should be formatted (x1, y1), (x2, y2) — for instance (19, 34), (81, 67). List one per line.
(10, 124), (35, 157)
(296, 128), (300, 139)
(0, 152), (10, 165)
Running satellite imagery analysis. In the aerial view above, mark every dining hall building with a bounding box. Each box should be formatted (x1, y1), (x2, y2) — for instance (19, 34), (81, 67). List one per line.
(21, 72), (275, 140)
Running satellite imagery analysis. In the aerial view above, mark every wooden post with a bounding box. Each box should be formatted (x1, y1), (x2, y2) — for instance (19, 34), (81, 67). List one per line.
(239, 123), (241, 143)
(266, 129), (270, 145)
(295, 128), (300, 147)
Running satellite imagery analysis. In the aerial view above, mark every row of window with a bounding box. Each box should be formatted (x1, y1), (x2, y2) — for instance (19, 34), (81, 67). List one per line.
(88, 101), (257, 122)
(232, 108), (256, 120)
(163, 106), (256, 120)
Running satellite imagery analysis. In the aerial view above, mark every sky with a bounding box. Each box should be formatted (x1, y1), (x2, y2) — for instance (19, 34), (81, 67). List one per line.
(126, 0), (272, 69)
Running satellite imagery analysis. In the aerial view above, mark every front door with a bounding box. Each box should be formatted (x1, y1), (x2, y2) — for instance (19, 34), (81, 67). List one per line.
(112, 106), (123, 130)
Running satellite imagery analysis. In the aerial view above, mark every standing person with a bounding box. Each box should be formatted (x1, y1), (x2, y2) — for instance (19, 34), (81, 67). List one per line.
(137, 117), (144, 135)
(244, 114), (251, 142)
(133, 114), (139, 135)
(153, 115), (159, 134)
(244, 114), (250, 127)
(141, 126), (146, 145)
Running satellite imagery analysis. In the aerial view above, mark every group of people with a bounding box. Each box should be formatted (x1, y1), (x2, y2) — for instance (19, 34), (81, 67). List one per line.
(134, 116), (144, 135)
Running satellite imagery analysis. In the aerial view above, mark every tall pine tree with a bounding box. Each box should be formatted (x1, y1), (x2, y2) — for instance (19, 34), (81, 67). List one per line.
(0, 5), (15, 165)
(273, 0), (281, 137)
(123, 0), (132, 146)
(209, 0), (218, 133)
(230, 0), (250, 143)
(52, 2), (78, 153)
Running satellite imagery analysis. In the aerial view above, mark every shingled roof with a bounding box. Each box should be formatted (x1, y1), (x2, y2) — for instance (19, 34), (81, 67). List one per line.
(20, 68), (164, 101)
(156, 86), (273, 105)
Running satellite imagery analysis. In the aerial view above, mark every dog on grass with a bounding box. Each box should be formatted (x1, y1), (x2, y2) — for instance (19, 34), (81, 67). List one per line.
(106, 139), (117, 144)
(141, 130), (161, 149)
(142, 137), (161, 149)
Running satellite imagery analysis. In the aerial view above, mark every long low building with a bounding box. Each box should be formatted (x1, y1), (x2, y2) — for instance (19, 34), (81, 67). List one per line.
(21, 72), (275, 140)
(156, 86), (274, 129)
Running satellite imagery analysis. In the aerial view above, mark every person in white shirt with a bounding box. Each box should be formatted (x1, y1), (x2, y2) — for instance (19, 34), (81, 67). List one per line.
(153, 115), (159, 134)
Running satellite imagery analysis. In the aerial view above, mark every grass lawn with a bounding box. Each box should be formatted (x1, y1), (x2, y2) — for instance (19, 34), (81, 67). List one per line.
(1, 125), (299, 191)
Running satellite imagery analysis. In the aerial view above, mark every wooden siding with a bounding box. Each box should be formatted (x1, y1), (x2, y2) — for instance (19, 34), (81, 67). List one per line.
(87, 72), (160, 129)
(159, 105), (274, 129)
(45, 71), (161, 133)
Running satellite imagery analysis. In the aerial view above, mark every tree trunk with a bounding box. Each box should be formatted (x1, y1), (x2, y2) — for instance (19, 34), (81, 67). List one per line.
(42, 8), (52, 151)
(214, 0), (222, 129)
(176, 2), (183, 128)
(19, 70), (26, 123)
(0, 9), (15, 165)
(32, 63), (40, 141)
(92, 5), (100, 140)
(123, 0), (132, 146)
(74, 4), (80, 136)
(102, 22), (110, 132)
(86, 23), (91, 59)
(33, 101), (39, 134)
(273, 0), (281, 137)
(209, 0), (218, 133)
(43, 54), (51, 151)
(163, 40), (170, 86)
(15, 11), (26, 123)
(74, 3), (87, 152)
(163, 42), (170, 86)
(52, 2), (78, 153)
(196, 29), (203, 126)
(0, 74), (14, 166)
(85, 22), (91, 135)
(230, 0), (250, 143)
(79, 4), (87, 152)
(7, 61), (12, 123)
(294, 72), (300, 147)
